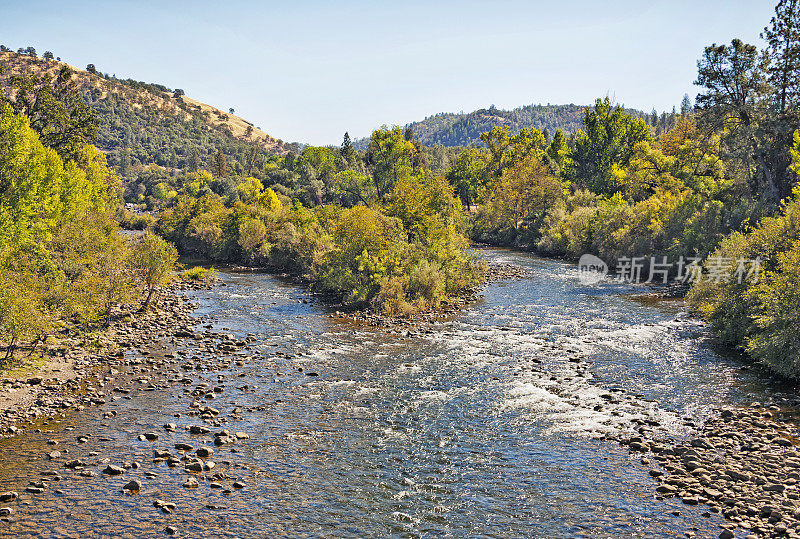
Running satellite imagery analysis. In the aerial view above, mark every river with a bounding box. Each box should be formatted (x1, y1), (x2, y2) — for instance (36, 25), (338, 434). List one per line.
(0, 248), (792, 538)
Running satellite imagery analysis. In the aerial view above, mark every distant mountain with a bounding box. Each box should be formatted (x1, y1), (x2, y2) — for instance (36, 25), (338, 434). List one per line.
(407, 104), (585, 147)
(357, 103), (649, 148)
(0, 50), (292, 175)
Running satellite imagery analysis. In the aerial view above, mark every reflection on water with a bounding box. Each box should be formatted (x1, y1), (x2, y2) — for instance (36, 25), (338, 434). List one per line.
(0, 249), (790, 538)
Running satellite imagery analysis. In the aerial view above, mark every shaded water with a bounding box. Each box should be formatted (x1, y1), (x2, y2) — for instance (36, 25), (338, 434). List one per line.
(0, 249), (791, 538)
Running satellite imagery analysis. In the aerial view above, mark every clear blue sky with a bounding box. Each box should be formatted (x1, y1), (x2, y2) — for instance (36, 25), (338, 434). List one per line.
(1, 0), (776, 145)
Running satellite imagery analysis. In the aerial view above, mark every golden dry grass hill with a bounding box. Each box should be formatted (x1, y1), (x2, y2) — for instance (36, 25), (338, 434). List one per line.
(0, 50), (291, 177)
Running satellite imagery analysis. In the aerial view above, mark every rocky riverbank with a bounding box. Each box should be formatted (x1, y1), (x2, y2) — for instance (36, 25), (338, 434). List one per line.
(617, 403), (800, 538)
(0, 280), (211, 438)
(3, 261), (800, 538)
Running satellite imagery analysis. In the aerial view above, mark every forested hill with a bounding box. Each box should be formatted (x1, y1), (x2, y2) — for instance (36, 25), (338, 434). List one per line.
(407, 104), (584, 146)
(363, 103), (651, 148)
(0, 50), (293, 175)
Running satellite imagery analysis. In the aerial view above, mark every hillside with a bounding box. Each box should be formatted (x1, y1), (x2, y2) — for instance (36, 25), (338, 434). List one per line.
(358, 103), (652, 148)
(407, 104), (585, 147)
(0, 50), (291, 175)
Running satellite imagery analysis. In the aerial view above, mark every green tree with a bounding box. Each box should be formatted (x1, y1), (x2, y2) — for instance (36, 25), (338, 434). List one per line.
(694, 39), (781, 199)
(762, 0), (800, 114)
(7, 66), (99, 163)
(681, 93), (693, 115)
(546, 129), (569, 173)
(366, 126), (415, 198)
(564, 97), (652, 195)
(129, 233), (179, 310)
(446, 148), (490, 209)
(340, 131), (355, 163)
(213, 149), (227, 178)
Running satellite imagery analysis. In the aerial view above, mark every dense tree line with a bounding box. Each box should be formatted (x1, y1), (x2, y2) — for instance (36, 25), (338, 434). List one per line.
(0, 67), (178, 365)
(152, 125), (483, 314)
(368, 103), (668, 149)
(465, 0), (800, 378)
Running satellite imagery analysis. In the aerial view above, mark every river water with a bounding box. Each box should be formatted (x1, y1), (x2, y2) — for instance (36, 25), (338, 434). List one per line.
(0, 249), (792, 538)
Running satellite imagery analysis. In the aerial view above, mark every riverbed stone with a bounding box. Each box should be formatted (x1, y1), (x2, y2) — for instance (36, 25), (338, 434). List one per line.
(123, 479), (141, 493)
(103, 464), (125, 475)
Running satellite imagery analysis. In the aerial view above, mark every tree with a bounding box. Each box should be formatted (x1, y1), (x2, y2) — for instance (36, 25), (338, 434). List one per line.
(25, 46), (36, 57)
(229, 107), (235, 114)
(0, 104), (112, 254)
(340, 131), (355, 163)
(564, 97), (652, 194)
(365, 126), (415, 198)
(213, 149), (227, 178)
(762, 0), (800, 114)
(446, 148), (490, 210)
(546, 129), (568, 173)
(480, 125), (548, 177)
(480, 157), (563, 242)
(188, 148), (201, 172)
(7, 66), (99, 162)
(86, 64), (97, 74)
(694, 39), (780, 199)
(129, 233), (178, 310)
(0, 271), (44, 363)
(681, 93), (693, 115)
(43, 51), (54, 60)
(173, 88), (185, 98)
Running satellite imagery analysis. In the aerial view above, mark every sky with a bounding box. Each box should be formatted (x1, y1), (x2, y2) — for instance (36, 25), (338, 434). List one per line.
(1, 0), (778, 145)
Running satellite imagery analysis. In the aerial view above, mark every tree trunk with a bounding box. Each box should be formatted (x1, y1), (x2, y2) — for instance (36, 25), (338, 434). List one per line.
(141, 286), (155, 311)
(756, 149), (781, 201)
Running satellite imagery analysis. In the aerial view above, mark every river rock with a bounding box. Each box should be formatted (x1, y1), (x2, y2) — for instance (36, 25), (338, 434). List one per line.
(196, 446), (213, 458)
(184, 462), (203, 472)
(102, 464), (125, 475)
(123, 479), (141, 492)
(0, 492), (17, 503)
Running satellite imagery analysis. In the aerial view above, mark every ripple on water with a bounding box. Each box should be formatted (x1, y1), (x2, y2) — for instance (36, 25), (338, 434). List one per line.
(1, 250), (780, 538)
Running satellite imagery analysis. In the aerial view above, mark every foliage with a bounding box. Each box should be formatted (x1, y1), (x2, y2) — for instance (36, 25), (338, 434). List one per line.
(155, 127), (483, 315)
(473, 157), (563, 247)
(688, 189), (800, 377)
(180, 265), (217, 282)
(0, 103), (170, 362)
(129, 233), (179, 310)
(383, 103), (650, 148)
(3, 66), (99, 163)
(564, 97), (652, 195)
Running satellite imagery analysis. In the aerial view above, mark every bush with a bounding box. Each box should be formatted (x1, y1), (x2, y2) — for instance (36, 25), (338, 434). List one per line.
(688, 189), (800, 377)
(180, 266), (218, 282)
